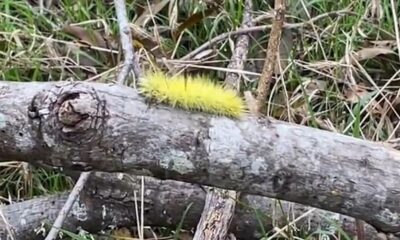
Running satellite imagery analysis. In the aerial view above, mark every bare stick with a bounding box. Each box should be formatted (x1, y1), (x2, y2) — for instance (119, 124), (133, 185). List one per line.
(391, 0), (400, 63)
(193, 188), (237, 240)
(44, 172), (91, 240)
(194, 2), (254, 238)
(224, 0), (254, 90)
(255, 0), (285, 114)
(114, 0), (142, 85)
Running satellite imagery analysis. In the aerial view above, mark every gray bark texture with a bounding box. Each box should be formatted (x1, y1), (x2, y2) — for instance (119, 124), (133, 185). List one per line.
(1, 80), (400, 233)
(193, 187), (237, 240)
(224, 0), (254, 90)
(200, 0), (254, 238)
(0, 173), (392, 240)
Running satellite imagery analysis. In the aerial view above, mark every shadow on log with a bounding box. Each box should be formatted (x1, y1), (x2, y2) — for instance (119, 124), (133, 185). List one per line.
(1, 81), (400, 234)
(0, 172), (395, 240)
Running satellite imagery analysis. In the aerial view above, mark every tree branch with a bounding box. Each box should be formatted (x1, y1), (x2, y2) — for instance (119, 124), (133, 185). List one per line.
(0, 173), (392, 240)
(114, 0), (142, 84)
(255, 0), (285, 114)
(44, 171), (91, 240)
(195, 1), (255, 238)
(224, 0), (254, 90)
(1, 81), (400, 233)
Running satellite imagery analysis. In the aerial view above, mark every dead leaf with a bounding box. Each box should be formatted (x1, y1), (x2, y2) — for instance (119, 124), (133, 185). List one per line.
(344, 84), (370, 103)
(60, 25), (117, 68)
(349, 47), (396, 64)
(303, 78), (327, 95)
(130, 24), (170, 58)
(62, 25), (108, 49)
(134, 0), (170, 27)
(344, 84), (383, 115)
(172, 4), (219, 40)
(365, 40), (397, 49)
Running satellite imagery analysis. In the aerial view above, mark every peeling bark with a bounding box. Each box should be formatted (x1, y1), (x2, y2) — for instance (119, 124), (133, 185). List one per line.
(0, 173), (392, 240)
(193, 188), (237, 240)
(1, 81), (400, 233)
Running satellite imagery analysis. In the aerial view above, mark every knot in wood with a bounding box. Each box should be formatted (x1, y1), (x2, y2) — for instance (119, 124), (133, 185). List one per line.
(57, 93), (94, 129)
(29, 82), (108, 145)
(272, 168), (293, 193)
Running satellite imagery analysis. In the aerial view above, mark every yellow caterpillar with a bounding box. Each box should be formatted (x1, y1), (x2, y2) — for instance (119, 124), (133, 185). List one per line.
(138, 71), (246, 118)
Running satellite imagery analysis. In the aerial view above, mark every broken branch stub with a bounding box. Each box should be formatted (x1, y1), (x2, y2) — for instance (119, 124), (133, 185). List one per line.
(27, 83), (110, 171)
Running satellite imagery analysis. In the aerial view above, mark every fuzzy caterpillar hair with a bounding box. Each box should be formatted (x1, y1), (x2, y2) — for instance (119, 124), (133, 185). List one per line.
(138, 71), (246, 118)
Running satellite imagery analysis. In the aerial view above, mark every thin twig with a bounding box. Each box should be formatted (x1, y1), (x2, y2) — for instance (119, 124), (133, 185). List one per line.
(390, 0), (400, 62)
(46, 0), (53, 9)
(0, 208), (15, 240)
(39, 0), (44, 14)
(140, 176), (144, 240)
(181, 9), (354, 61)
(114, 0), (142, 85)
(255, 0), (286, 114)
(224, 0), (254, 91)
(266, 208), (316, 239)
(44, 172), (91, 240)
(134, 191), (142, 239)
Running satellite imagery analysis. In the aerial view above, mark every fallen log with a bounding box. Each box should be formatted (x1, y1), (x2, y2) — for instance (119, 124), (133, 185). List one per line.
(0, 173), (391, 240)
(1, 81), (400, 233)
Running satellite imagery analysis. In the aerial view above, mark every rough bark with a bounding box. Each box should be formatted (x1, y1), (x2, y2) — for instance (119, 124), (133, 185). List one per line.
(197, 0), (255, 238)
(255, 0), (285, 114)
(114, 0), (142, 85)
(1, 81), (400, 233)
(193, 188), (237, 240)
(0, 173), (392, 240)
(224, 0), (254, 90)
